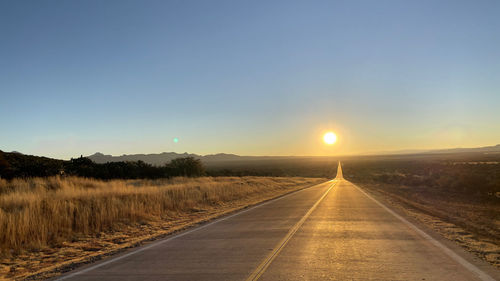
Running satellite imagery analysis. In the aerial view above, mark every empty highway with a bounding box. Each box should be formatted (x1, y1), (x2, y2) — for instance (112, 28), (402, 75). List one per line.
(58, 164), (499, 281)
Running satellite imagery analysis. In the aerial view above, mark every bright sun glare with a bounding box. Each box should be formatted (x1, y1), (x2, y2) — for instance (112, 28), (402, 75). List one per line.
(323, 132), (337, 145)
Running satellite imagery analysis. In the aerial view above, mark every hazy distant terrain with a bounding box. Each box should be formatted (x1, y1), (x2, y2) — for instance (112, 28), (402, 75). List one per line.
(88, 152), (276, 165)
(367, 144), (500, 155)
(415, 144), (500, 154)
(87, 144), (500, 166)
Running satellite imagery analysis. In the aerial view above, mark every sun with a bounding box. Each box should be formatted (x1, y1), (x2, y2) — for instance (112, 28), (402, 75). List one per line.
(323, 132), (337, 145)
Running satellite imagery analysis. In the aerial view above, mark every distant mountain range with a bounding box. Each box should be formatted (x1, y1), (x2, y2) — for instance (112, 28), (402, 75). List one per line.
(88, 144), (500, 165)
(429, 144), (500, 154)
(371, 144), (500, 156)
(87, 152), (249, 165)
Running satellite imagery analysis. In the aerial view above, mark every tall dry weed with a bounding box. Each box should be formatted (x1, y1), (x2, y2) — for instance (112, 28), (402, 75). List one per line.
(0, 176), (319, 255)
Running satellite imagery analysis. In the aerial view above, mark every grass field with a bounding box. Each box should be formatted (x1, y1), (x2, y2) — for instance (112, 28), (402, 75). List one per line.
(0, 176), (325, 279)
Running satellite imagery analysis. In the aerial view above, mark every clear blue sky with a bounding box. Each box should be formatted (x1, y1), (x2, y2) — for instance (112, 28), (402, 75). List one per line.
(1, 0), (499, 159)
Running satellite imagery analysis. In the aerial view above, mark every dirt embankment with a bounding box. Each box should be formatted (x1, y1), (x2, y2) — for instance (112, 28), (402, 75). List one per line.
(357, 183), (500, 269)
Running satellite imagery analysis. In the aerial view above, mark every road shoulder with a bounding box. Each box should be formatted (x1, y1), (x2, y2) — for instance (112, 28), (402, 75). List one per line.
(355, 183), (500, 280)
(25, 179), (327, 281)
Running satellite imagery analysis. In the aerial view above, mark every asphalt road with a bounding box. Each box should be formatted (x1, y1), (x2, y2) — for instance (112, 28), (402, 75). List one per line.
(59, 164), (499, 281)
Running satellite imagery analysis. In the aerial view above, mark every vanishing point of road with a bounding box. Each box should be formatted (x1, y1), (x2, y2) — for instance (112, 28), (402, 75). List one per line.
(58, 163), (499, 281)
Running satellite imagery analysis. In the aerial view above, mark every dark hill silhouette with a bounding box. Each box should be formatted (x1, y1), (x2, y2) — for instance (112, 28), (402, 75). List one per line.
(87, 152), (246, 165)
(0, 150), (205, 179)
(88, 144), (500, 166)
(87, 152), (298, 166)
(2, 144), (500, 180)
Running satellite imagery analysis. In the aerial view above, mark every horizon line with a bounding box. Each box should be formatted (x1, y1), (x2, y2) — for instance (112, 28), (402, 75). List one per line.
(3, 143), (499, 161)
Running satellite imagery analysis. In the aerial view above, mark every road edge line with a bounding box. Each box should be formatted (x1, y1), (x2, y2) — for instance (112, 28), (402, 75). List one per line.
(353, 182), (496, 281)
(56, 180), (332, 280)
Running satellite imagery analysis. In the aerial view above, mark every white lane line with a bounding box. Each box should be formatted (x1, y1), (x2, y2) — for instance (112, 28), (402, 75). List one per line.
(245, 180), (337, 281)
(56, 180), (333, 280)
(353, 182), (496, 281)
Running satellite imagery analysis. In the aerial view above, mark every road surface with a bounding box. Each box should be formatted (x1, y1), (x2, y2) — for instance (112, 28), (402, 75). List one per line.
(59, 163), (498, 281)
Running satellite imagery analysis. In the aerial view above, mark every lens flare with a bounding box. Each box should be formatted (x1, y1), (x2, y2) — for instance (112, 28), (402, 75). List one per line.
(323, 132), (337, 145)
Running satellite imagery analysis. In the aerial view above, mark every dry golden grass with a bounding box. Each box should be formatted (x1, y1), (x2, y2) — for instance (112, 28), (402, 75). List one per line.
(0, 176), (325, 279)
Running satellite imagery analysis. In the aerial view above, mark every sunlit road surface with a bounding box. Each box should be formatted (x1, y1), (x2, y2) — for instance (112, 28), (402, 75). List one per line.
(59, 164), (499, 281)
